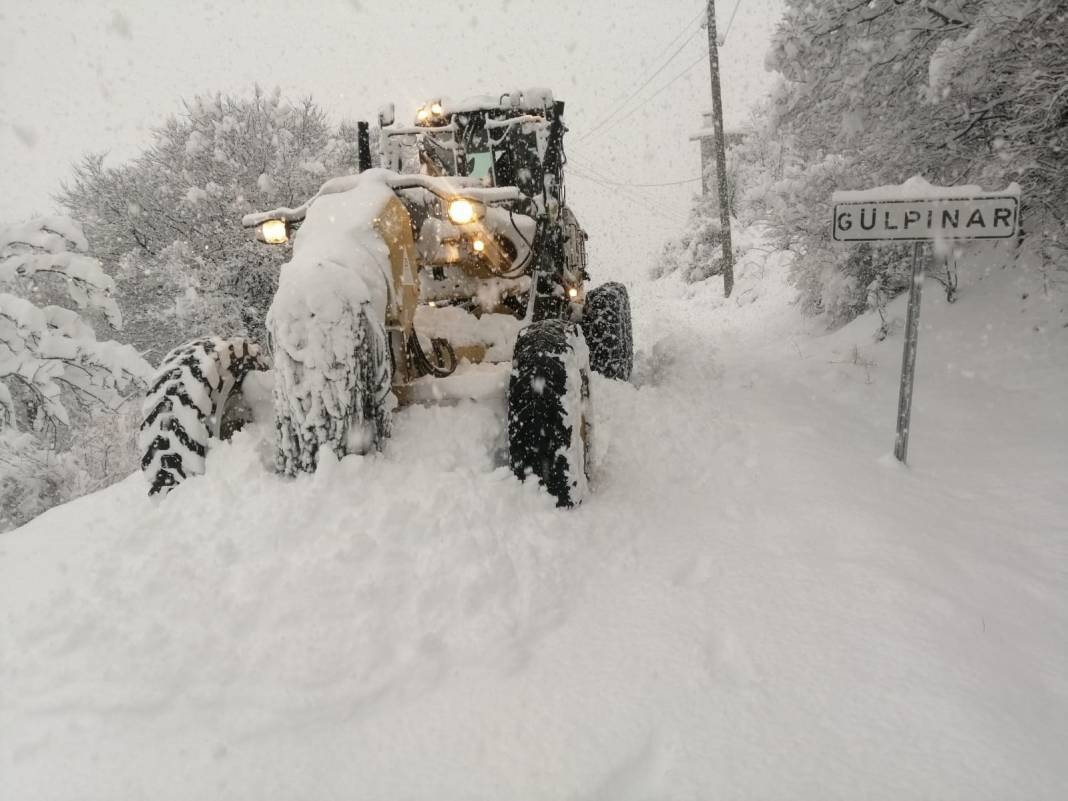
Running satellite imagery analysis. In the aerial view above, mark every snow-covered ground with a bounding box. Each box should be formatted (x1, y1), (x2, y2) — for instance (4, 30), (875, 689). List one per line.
(2, 236), (1066, 800)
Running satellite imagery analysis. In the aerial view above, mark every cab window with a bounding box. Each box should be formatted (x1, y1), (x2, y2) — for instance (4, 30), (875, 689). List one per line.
(466, 151), (494, 181)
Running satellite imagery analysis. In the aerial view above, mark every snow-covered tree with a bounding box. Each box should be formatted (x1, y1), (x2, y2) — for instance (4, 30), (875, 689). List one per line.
(654, 117), (765, 283)
(661, 2), (1067, 321)
(1, 216), (151, 530)
(58, 87), (365, 359)
(763, 0), (1067, 320)
(769, 0), (1066, 201)
(654, 192), (735, 283)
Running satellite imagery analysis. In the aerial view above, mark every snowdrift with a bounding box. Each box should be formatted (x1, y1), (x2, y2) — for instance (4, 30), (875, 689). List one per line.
(2, 240), (1066, 800)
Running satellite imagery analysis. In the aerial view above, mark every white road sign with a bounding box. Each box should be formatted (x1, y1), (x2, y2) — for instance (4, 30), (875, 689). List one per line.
(833, 195), (1019, 242)
(830, 180), (1023, 464)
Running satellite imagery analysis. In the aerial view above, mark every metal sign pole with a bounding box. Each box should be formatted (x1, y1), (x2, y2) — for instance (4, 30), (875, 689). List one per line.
(894, 241), (927, 463)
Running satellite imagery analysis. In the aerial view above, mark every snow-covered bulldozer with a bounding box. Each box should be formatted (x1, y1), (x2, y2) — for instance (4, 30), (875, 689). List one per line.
(139, 89), (632, 507)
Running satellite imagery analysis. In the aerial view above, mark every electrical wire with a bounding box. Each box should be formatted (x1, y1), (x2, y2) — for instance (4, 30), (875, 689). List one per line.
(568, 152), (701, 189)
(576, 7), (707, 143)
(722, 0), (743, 42)
(566, 155), (696, 224)
(576, 1), (743, 151)
(569, 152), (693, 199)
(577, 27), (703, 143)
(576, 51), (708, 147)
(572, 171), (701, 188)
(566, 167), (691, 227)
(568, 175), (689, 228)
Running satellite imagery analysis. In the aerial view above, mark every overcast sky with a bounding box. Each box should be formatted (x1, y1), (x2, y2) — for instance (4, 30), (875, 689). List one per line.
(0, 0), (782, 272)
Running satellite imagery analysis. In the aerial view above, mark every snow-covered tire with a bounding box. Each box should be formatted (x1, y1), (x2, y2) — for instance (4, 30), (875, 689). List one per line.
(270, 304), (392, 476)
(140, 337), (267, 496)
(583, 281), (633, 381)
(508, 319), (591, 507)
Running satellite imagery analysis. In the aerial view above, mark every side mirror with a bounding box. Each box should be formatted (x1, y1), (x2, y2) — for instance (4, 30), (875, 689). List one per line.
(357, 121), (372, 172)
(378, 103), (395, 128)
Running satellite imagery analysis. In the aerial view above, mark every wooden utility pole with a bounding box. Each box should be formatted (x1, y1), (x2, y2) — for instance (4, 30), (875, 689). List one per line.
(705, 0), (734, 297)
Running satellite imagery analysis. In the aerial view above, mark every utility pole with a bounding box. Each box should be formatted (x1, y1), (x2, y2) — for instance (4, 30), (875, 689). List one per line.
(705, 0), (734, 297)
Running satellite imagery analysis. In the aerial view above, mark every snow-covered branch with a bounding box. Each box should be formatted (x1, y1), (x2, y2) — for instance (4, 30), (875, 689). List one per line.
(0, 217), (152, 432)
(1, 216), (123, 327)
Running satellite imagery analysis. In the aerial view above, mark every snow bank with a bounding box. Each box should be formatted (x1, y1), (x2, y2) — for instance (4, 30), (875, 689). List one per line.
(2, 239), (1066, 800)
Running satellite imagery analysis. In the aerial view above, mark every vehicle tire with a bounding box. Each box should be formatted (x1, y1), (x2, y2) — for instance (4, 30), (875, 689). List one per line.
(582, 281), (633, 380)
(271, 304), (392, 476)
(140, 337), (267, 495)
(508, 319), (592, 507)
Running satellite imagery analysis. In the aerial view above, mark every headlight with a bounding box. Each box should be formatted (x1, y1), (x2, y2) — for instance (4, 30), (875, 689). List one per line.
(430, 102), (443, 116)
(416, 107), (430, 123)
(258, 219), (288, 244)
(447, 198), (483, 225)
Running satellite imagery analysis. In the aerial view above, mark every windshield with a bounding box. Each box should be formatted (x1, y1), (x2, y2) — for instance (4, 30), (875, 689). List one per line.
(466, 151), (494, 181)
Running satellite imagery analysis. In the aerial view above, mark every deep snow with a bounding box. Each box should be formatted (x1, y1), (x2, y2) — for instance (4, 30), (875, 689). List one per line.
(2, 235), (1066, 800)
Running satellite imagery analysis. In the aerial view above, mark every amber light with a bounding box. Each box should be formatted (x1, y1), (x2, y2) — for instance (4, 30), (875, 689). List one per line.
(259, 219), (288, 244)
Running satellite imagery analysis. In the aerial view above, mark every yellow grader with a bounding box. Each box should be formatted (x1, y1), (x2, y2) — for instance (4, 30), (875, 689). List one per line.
(140, 89), (632, 506)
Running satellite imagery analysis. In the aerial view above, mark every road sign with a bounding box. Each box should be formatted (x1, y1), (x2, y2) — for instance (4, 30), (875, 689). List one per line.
(830, 183), (1020, 464)
(833, 195), (1019, 242)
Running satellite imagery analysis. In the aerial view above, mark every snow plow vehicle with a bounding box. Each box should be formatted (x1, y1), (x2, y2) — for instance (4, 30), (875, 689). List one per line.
(139, 89), (632, 507)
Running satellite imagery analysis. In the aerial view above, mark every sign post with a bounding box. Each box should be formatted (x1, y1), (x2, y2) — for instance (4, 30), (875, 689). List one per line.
(894, 242), (926, 462)
(831, 181), (1020, 464)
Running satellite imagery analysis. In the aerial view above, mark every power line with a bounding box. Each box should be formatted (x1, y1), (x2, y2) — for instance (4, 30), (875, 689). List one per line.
(567, 156), (701, 187)
(569, 154), (691, 198)
(566, 165), (692, 227)
(576, 0), (742, 150)
(568, 152), (696, 206)
(568, 173), (690, 228)
(722, 0), (744, 42)
(577, 26), (703, 143)
(576, 51), (707, 147)
(568, 166), (687, 216)
(576, 8), (706, 143)
(589, 6), (705, 117)
(605, 176), (702, 188)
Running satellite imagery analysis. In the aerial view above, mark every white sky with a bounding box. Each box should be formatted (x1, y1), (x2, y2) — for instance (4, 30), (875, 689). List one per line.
(0, 0), (782, 272)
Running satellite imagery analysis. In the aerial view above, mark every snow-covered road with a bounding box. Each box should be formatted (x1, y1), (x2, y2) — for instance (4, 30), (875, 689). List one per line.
(2, 249), (1066, 800)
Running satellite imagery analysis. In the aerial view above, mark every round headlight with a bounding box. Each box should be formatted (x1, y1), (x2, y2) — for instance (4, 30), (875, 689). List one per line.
(259, 219), (288, 244)
(430, 102), (443, 116)
(447, 198), (481, 225)
(416, 107), (430, 123)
